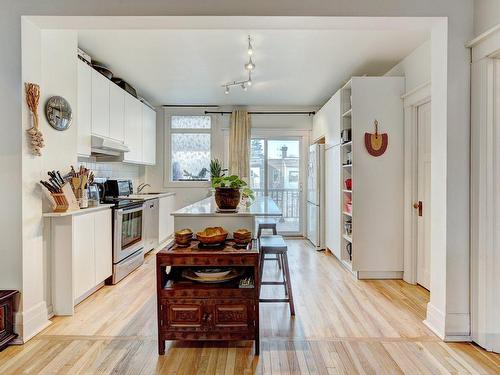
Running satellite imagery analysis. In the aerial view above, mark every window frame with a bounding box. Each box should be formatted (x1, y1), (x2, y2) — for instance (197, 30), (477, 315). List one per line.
(164, 109), (214, 188)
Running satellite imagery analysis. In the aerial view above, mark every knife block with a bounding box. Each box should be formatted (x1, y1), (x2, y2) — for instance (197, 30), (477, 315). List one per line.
(61, 183), (80, 211)
(51, 193), (69, 213)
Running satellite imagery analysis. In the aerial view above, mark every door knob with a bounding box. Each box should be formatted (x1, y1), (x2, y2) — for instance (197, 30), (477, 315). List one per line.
(413, 201), (423, 216)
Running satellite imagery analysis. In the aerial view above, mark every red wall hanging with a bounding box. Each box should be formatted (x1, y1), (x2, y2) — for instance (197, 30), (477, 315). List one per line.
(364, 119), (388, 157)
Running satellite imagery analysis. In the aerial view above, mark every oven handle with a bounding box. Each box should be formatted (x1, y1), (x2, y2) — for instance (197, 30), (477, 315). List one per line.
(116, 204), (144, 214)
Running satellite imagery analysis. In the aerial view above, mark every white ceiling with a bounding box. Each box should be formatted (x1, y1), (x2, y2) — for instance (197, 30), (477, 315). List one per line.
(78, 28), (429, 107)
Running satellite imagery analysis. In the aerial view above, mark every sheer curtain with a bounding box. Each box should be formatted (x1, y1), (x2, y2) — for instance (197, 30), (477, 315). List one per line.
(228, 110), (251, 179)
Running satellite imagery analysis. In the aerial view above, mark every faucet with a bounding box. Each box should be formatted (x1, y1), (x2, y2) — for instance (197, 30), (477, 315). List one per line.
(137, 183), (151, 194)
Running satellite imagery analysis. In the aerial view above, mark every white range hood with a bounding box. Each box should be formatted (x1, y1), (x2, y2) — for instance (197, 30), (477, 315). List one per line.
(91, 135), (130, 158)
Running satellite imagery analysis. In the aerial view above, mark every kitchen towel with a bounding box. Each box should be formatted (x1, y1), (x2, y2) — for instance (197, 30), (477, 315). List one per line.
(229, 110), (251, 179)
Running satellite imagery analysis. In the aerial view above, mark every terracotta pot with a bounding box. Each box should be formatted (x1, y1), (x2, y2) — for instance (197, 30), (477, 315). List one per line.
(214, 187), (241, 210)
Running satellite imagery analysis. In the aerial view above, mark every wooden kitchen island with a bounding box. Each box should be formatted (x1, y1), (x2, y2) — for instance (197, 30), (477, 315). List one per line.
(156, 239), (260, 355)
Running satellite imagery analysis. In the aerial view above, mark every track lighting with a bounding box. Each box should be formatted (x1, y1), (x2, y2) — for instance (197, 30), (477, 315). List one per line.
(247, 35), (254, 56)
(222, 35), (256, 94)
(244, 57), (255, 71)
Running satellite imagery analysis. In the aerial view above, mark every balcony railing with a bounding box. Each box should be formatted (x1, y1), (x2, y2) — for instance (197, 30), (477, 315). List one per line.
(253, 189), (300, 219)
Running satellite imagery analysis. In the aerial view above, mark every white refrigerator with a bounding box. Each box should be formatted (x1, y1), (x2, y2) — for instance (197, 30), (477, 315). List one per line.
(307, 144), (325, 249)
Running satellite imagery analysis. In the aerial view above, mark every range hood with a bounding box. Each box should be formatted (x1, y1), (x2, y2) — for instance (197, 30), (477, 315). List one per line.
(91, 135), (130, 159)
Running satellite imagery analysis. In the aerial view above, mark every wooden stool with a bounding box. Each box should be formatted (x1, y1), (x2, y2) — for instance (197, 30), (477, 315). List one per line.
(259, 235), (295, 315)
(257, 222), (282, 269)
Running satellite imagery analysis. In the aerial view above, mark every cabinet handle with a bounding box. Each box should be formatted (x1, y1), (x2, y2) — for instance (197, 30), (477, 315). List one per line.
(202, 312), (212, 323)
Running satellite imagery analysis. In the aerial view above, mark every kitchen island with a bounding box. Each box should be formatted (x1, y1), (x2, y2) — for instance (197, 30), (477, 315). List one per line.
(171, 196), (282, 237)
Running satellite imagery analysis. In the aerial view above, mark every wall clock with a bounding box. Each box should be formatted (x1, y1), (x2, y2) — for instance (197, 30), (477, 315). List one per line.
(45, 96), (72, 131)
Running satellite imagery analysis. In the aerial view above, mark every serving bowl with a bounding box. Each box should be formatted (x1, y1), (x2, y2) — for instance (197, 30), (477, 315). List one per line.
(196, 227), (228, 245)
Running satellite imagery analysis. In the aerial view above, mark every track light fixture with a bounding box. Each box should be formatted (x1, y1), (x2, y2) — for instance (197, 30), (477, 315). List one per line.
(222, 35), (256, 94)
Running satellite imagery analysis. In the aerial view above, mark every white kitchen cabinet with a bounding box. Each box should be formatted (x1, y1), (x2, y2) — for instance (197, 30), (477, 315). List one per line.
(312, 105), (326, 143)
(77, 59), (92, 157)
(109, 83), (125, 142)
(123, 94), (143, 163)
(158, 195), (175, 244)
(142, 105), (156, 165)
(324, 145), (341, 259)
(91, 70), (110, 138)
(94, 209), (112, 283)
(73, 213), (95, 299)
(325, 91), (341, 147)
(46, 206), (113, 315)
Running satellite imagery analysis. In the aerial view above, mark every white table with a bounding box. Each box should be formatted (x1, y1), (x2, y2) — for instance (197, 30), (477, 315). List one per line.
(171, 196), (282, 238)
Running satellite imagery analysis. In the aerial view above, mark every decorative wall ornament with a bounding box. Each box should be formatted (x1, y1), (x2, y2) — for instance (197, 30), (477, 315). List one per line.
(24, 83), (44, 156)
(364, 119), (388, 157)
(45, 95), (72, 131)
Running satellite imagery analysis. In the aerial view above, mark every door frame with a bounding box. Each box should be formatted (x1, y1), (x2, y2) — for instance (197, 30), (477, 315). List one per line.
(402, 81), (431, 285)
(251, 129), (310, 236)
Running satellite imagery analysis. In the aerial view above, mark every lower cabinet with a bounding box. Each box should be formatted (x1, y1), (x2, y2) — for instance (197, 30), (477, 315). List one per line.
(48, 208), (112, 315)
(158, 195), (175, 243)
(160, 299), (254, 334)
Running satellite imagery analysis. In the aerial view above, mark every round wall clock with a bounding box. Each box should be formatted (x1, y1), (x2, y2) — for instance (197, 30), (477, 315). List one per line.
(45, 96), (72, 131)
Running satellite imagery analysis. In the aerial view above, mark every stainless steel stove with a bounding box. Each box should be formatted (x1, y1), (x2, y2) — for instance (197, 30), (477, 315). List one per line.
(102, 179), (145, 284)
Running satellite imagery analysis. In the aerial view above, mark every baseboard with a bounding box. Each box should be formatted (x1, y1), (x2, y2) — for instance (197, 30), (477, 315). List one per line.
(357, 271), (403, 280)
(13, 300), (52, 343)
(424, 302), (445, 339)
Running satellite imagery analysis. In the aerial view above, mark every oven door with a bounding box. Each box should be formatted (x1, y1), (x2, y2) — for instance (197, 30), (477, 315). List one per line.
(113, 204), (145, 263)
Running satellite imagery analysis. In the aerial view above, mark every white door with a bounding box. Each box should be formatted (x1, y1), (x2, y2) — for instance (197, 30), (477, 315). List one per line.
(416, 101), (431, 289)
(307, 145), (318, 205)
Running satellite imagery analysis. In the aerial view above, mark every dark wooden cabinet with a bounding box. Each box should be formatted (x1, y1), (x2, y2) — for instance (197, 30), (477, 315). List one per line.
(0, 291), (19, 351)
(156, 240), (260, 355)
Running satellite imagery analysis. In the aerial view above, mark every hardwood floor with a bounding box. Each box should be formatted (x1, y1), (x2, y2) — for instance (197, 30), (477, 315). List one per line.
(0, 239), (498, 374)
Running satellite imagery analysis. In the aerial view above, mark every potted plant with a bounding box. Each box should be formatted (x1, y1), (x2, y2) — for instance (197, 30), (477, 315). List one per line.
(209, 158), (227, 180)
(211, 175), (254, 210)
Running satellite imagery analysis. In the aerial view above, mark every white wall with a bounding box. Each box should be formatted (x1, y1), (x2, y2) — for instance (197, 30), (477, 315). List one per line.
(2, 1), (474, 343)
(385, 40), (431, 93)
(145, 106), (313, 209)
(474, 0), (500, 36)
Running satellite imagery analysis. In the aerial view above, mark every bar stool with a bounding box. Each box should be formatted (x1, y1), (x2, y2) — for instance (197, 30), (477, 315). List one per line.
(257, 222), (282, 269)
(259, 235), (295, 315)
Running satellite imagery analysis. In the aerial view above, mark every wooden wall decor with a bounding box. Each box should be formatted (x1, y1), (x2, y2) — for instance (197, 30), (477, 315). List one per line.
(364, 119), (388, 157)
(25, 83), (44, 156)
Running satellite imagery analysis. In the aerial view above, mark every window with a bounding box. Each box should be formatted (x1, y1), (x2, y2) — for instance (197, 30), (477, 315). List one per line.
(169, 115), (211, 182)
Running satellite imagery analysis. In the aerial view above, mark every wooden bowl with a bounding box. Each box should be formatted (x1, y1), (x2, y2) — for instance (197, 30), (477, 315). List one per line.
(175, 228), (193, 237)
(233, 229), (252, 239)
(196, 227), (228, 245)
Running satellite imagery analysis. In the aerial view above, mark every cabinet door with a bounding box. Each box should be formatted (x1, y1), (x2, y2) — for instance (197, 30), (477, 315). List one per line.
(212, 299), (254, 333)
(325, 146), (341, 259)
(77, 60), (92, 157)
(163, 300), (205, 331)
(94, 209), (112, 283)
(91, 70), (110, 137)
(109, 83), (125, 142)
(158, 196), (175, 243)
(73, 214), (95, 299)
(123, 94), (141, 163)
(325, 91), (341, 147)
(142, 105), (156, 165)
(312, 106), (325, 142)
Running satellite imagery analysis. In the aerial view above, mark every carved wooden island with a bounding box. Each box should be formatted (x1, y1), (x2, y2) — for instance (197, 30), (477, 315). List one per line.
(156, 239), (260, 355)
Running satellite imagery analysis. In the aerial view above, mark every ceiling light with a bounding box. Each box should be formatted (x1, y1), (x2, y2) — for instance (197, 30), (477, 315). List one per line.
(244, 57), (255, 71)
(225, 86), (229, 94)
(247, 35), (254, 56)
(247, 73), (252, 86)
(241, 83), (247, 91)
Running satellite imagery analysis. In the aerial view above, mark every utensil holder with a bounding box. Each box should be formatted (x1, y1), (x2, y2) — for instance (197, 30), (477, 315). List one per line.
(51, 193), (69, 213)
(61, 183), (80, 211)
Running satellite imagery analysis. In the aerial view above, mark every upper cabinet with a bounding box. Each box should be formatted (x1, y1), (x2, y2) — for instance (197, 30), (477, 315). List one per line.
(123, 93), (143, 164)
(142, 105), (156, 165)
(91, 70), (110, 138)
(312, 91), (341, 147)
(77, 59), (92, 157)
(109, 83), (125, 142)
(77, 56), (156, 165)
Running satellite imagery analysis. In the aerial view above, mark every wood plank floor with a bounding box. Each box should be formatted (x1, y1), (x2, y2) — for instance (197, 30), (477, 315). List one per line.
(0, 239), (498, 374)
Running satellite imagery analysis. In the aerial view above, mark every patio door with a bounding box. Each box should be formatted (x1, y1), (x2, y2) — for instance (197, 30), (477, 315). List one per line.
(250, 137), (304, 235)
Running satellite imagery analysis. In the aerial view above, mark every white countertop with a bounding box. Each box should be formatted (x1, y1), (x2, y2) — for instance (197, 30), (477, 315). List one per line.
(43, 204), (114, 218)
(128, 192), (176, 201)
(172, 196), (282, 217)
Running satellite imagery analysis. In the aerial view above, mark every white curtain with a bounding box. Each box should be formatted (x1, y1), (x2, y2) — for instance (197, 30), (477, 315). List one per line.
(228, 110), (251, 179)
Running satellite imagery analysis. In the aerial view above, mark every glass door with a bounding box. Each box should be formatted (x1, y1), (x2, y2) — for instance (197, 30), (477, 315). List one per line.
(250, 138), (303, 235)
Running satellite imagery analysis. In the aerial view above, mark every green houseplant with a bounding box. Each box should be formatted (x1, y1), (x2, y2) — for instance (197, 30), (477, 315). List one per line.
(209, 159), (227, 180)
(212, 175), (255, 209)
